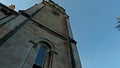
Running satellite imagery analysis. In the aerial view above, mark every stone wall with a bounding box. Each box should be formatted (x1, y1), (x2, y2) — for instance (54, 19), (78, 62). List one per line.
(0, 1), (82, 68)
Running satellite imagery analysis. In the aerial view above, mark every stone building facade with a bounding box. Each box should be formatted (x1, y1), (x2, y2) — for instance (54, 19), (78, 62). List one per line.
(0, 1), (82, 68)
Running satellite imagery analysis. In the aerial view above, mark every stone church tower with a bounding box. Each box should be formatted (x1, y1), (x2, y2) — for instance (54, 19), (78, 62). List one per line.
(0, 0), (82, 68)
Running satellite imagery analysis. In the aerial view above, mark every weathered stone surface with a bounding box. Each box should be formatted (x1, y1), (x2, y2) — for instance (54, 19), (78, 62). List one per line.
(0, 1), (82, 68)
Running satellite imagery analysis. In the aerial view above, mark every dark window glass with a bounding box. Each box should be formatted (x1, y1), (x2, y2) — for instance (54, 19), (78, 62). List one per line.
(33, 45), (47, 68)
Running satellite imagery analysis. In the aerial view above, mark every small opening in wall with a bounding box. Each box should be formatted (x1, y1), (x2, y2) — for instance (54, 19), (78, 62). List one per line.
(51, 10), (60, 16)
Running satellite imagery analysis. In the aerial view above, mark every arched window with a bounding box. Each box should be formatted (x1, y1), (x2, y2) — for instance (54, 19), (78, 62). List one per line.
(28, 38), (56, 68)
(32, 43), (50, 68)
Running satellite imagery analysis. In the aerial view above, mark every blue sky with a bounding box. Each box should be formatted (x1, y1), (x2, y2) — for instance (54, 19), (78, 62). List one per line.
(1, 0), (120, 68)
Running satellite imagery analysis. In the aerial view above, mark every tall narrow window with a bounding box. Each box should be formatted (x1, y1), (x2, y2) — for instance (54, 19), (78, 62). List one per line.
(33, 45), (47, 68)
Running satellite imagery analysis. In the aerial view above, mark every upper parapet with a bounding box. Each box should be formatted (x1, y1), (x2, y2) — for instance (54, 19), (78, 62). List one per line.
(0, 3), (18, 15)
(42, 0), (66, 15)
